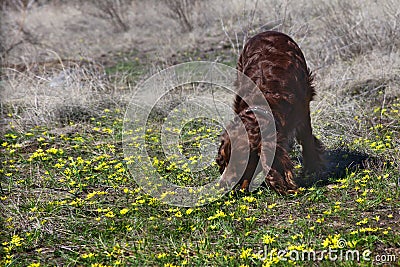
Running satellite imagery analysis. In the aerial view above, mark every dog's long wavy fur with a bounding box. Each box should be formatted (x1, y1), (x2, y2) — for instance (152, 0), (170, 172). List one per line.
(216, 31), (325, 194)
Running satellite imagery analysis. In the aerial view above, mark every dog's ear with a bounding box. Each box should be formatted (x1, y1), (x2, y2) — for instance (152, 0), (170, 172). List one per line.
(258, 131), (276, 176)
(216, 132), (231, 174)
(259, 136), (298, 194)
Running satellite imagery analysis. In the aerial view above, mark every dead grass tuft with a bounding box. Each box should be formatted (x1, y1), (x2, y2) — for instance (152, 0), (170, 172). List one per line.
(312, 0), (400, 64)
(0, 58), (119, 129)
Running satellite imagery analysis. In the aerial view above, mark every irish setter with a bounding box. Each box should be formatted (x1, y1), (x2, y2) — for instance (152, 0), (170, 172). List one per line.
(216, 31), (325, 195)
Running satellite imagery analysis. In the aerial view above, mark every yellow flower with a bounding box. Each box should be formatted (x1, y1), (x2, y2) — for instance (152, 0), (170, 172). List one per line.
(207, 210), (226, 220)
(81, 253), (95, 259)
(242, 196), (256, 203)
(323, 210), (332, 215)
(245, 216), (256, 223)
(347, 240), (358, 248)
(157, 252), (167, 259)
(356, 218), (368, 226)
(234, 205), (247, 215)
(322, 238), (330, 248)
(355, 198), (365, 203)
(119, 208), (129, 215)
(186, 208), (193, 215)
(105, 211), (115, 218)
(240, 248), (252, 259)
(11, 234), (24, 246)
(262, 234), (276, 244)
(86, 192), (97, 200)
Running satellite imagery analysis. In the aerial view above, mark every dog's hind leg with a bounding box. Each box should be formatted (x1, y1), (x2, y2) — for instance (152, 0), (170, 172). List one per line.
(295, 113), (326, 173)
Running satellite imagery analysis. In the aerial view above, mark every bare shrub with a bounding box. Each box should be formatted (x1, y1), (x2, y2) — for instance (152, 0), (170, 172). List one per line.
(0, 0), (35, 11)
(219, 0), (264, 56)
(219, 0), (296, 57)
(84, 0), (132, 32)
(163, 0), (200, 32)
(0, 0), (47, 62)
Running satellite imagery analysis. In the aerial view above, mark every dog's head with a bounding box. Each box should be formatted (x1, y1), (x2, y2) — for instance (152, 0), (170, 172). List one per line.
(216, 130), (231, 174)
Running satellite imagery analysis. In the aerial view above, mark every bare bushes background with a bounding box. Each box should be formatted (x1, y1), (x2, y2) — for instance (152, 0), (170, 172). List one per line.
(0, 0), (399, 144)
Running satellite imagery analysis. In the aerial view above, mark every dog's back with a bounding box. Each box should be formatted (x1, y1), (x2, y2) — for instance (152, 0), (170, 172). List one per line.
(234, 31), (315, 121)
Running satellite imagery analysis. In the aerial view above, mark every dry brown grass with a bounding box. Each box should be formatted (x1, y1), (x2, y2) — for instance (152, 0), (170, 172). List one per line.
(0, 58), (117, 128)
(1, 0), (399, 139)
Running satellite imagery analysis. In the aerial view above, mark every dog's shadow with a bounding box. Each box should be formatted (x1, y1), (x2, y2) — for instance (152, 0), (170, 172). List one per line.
(295, 148), (372, 188)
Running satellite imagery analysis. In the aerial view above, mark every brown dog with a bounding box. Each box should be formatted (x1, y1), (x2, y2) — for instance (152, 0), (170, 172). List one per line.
(216, 31), (325, 194)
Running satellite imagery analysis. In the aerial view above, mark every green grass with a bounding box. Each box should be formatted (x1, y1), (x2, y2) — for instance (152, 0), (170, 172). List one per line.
(104, 50), (147, 85)
(102, 48), (236, 87)
(1, 97), (399, 266)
